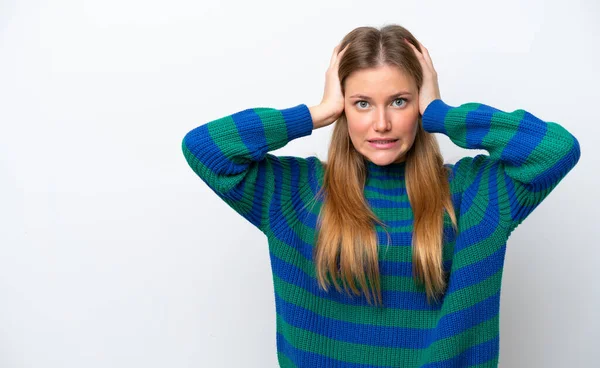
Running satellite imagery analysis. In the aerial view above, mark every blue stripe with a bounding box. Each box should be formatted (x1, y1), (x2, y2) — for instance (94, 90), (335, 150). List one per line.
(376, 219), (413, 227)
(465, 104), (495, 148)
(274, 289), (499, 349)
(500, 110), (544, 169)
(368, 173), (406, 180)
(231, 108), (267, 161)
(379, 259), (453, 277)
(421, 335), (499, 367)
(277, 331), (499, 368)
(503, 171), (537, 225)
(459, 156), (485, 219)
(446, 246), (506, 293)
(455, 161), (502, 252)
(529, 133), (580, 189)
(424, 99), (451, 135)
(280, 104), (314, 140)
(365, 184), (407, 196)
(239, 160), (267, 228)
(434, 291), (501, 341)
(183, 124), (247, 175)
(269, 251), (444, 310)
(269, 155), (285, 233)
(276, 332), (397, 368)
(368, 198), (412, 208)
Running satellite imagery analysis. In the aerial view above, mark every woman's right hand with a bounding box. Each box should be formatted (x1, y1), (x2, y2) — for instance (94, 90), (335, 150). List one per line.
(309, 42), (351, 129)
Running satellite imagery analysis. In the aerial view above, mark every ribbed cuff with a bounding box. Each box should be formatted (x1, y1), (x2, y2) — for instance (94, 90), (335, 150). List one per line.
(279, 104), (314, 141)
(421, 99), (452, 134)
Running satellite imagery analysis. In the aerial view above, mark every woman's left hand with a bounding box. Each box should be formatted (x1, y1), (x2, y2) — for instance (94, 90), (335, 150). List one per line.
(403, 39), (441, 116)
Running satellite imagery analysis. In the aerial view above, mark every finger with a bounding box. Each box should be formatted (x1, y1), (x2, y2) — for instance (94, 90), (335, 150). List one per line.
(333, 43), (351, 67)
(405, 39), (435, 76)
(330, 44), (345, 67)
(417, 41), (435, 71)
(404, 39), (425, 62)
(403, 38), (419, 54)
(337, 43), (350, 59)
(341, 43), (350, 54)
(330, 45), (340, 67)
(417, 41), (431, 62)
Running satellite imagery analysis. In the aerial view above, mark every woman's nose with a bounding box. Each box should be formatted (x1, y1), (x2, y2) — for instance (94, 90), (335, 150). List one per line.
(373, 112), (391, 131)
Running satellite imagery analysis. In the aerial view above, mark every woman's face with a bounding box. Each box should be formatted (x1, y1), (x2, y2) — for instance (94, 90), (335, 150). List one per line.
(344, 64), (420, 165)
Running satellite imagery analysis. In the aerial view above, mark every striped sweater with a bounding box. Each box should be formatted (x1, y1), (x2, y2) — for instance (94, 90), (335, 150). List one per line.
(181, 99), (580, 367)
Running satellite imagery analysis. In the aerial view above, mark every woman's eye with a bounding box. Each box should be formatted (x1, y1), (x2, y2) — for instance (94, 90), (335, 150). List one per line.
(392, 98), (407, 107)
(355, 98), (407, 109)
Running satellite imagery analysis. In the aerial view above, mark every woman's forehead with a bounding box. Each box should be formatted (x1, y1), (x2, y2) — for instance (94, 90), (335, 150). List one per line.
(345, 65), (416, 96)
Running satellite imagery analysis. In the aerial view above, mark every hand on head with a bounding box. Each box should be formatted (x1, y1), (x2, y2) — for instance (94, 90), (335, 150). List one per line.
(403, 38), (441, 116)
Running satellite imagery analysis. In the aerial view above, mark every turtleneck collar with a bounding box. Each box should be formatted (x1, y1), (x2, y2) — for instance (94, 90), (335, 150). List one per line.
(365, 159), (406, 178)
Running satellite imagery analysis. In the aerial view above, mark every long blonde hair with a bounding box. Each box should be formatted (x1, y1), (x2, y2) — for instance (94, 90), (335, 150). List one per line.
(310, 25), (458, 307)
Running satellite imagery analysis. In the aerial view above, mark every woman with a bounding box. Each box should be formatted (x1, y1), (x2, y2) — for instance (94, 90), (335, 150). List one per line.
(181, 25), (580, 368)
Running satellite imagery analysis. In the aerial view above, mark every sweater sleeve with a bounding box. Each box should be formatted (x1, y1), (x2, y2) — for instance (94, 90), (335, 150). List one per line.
(181, 103), (315, 235)
(421, 99), (581, 236)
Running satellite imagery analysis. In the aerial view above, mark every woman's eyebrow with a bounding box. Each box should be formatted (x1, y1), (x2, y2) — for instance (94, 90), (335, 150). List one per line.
(349, 92), (412, 99)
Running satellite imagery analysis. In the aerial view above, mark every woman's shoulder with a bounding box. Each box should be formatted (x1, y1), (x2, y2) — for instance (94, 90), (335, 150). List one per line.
(443, 154), (490, 189)
(269, 154), (325, 190)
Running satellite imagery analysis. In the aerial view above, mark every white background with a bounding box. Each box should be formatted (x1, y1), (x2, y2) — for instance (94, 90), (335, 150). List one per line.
(1, 0), (598, 367)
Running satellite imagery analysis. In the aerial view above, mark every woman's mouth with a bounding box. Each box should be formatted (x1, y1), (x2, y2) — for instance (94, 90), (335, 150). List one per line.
(368, 139), (399, 149)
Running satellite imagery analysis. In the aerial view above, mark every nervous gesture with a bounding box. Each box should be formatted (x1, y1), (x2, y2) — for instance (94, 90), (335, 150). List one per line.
(403, 38), (441, 116)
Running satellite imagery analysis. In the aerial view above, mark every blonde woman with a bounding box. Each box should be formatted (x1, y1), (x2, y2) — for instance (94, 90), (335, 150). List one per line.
(182, 25), (580, 368)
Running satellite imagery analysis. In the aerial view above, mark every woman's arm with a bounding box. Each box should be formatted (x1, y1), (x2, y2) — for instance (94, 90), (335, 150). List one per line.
(182, 43), (349, 237)
(422, 99), (581, 235)
(181, 103), (320, 236)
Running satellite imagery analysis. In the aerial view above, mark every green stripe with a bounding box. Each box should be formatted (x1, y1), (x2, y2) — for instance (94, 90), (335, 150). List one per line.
(277, 352), (298, 368)
(485, 109), (525, 159)
(425, 315), (499, 362)
(275, 312), (499, 365)
(271, 267), (502, 328)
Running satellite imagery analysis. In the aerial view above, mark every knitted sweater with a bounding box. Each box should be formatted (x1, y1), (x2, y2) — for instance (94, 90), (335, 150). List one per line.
(181, 99), (580, 367)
